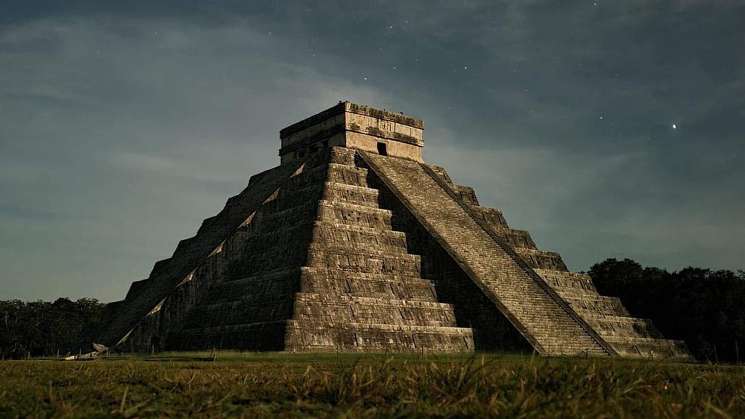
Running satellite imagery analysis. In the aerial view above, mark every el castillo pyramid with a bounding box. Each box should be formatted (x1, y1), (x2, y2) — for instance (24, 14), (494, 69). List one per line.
(100, 102), (690, 359)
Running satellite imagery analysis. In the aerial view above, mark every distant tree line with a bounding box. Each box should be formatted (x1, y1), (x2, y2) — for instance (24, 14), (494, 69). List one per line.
(589, 258), (745, 363)
(0, 298), (105, 359)
(2, 259), (744, 362)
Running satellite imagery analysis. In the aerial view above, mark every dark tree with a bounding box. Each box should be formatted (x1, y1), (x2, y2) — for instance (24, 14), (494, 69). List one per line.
(590, 258), (745, 363)
(0, 298), (106, 359)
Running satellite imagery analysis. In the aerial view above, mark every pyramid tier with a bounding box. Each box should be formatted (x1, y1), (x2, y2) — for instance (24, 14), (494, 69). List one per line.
(559, 293), (631, 317)
(466, 206), (508, 228)
(307, 248), (422, 276)
(259, 164), (374, 214)
(581, 315), (663, 339)
(513, 248), (568, 271)
(533, 269), (598, 294)
(207, 268), (438, 304)
(282, 181), (381, 210)
(602, 336), (691, 359)
(283, 163), (370, 191)
(535, 269), (692, 359)
(309, 222), (409, 255)
(316, 200), (393, 229)
(182, 298), (294, 329)
(205, 269), (299, 303)
(298, 268), (437, 301)
(293, 293), (458, 327)
(226, 223), (313, 276)
(321, 182), (381, 208)
(171, 320), (474, 353)
(230, 219), (413, 276)
(253, 201), (318, 233)
(498, 229), (537, 250)
(285, 320), (474, 353)
(253, 186), (389, 235)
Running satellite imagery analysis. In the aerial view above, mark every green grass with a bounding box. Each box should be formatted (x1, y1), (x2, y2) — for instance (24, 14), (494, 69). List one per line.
(1, 352), (743, 418)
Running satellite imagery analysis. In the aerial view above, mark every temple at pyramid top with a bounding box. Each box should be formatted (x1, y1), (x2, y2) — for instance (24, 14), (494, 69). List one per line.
(279, 101), (425, 164)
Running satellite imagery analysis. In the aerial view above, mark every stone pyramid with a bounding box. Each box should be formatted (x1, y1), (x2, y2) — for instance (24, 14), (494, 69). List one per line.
(100, 102), (690, 358)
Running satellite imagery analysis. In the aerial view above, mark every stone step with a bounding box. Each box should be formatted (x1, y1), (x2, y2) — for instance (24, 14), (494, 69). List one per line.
(227, 223), (314, 276)
(293, 292), (459, 327)
(186, 291), (459, 331)
(562, 293), (631, 317)
(322, 182), (381, 208)
(299, 267), (438, 301)
(468, 206), (509, 229)
(306, 248), (422, 276)
(265, 183), (325, 212)
(254, 199), (392, 234)
(454, 185), (479, 205)
(499, 228), (537, 250)
(207, 268), (438, 304)
(513, 248), (568, 271)
(582, 314), (663, 339)
(280, 162), (332, 190)
(285, 320), (474, 353)
(426, 164), (455, 184)
(537, 343), (610, 357)
(254, 163), (367, 212)
(268, 181), (381, 213)
(253, 201), (318, 232)
(309, 221), (409, 255)
(327, 146), (357, 166)
(534, 269), (598, 294)
(174, 319), (474, 353)
(603, 336), (692, 360)
(284, 163), (370, 190)
(316, 200), (392, 229)
(325, 163), (370, 188)
(243, 218), (407, 245)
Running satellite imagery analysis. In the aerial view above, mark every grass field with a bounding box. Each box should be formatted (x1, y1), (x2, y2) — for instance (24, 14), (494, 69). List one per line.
(1, 352), (743, 418)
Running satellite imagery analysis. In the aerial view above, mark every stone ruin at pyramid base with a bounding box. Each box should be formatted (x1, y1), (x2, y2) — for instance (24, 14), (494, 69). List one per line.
(100, 102), (691, 359)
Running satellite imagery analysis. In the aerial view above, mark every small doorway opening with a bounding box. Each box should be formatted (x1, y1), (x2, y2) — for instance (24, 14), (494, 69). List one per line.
(377, 142), (388, 156)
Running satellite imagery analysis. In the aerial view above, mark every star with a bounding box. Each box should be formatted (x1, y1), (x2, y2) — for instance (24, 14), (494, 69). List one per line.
(672, 123), (677, 129)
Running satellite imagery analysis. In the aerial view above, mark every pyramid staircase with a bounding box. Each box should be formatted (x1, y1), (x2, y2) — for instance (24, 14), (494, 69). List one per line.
(410, 159), (691, 359)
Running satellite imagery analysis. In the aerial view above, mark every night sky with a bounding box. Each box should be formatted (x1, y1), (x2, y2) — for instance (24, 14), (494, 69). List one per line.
(1, 1), (743, 302)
